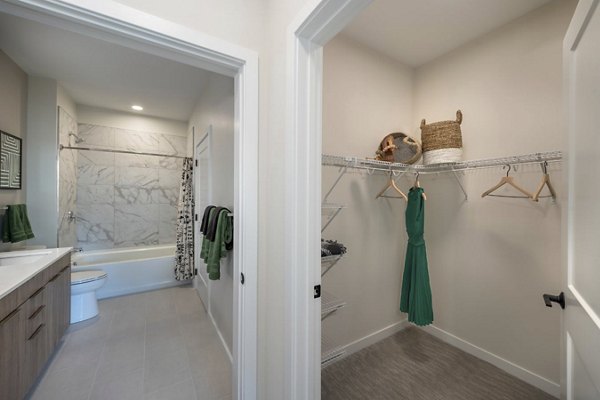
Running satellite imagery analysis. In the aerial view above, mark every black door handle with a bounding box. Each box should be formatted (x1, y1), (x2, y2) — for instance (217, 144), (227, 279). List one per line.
(543, 292), (565, 309)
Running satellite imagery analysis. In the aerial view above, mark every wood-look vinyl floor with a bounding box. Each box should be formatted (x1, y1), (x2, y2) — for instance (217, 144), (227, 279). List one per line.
(322, 327), (555, 400)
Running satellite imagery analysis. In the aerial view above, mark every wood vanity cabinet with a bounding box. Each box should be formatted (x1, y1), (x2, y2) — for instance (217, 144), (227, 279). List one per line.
(0, 253), (71, 400)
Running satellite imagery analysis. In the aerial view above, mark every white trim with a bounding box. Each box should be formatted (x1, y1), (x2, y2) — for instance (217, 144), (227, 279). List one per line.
(209, 306), (234, 363)
(339, 320), (409, 359)
(285, 1), (372, 399)
(421, 325), (560, 398)
(1, 2), (259, 399)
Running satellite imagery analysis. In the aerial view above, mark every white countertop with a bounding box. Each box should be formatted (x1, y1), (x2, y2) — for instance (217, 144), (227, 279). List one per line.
(0, 247), (72, 301)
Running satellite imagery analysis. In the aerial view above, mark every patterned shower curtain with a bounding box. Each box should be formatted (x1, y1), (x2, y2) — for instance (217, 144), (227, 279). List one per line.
(175, 157), (194, 280)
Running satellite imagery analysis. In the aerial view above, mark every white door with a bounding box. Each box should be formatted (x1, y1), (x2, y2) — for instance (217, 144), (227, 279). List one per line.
(563, 1), (600, 398)
(194, 127), (213, 309)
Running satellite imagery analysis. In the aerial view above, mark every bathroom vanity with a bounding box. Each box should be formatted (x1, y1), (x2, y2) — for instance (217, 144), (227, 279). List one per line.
(0, 248), (72, 400)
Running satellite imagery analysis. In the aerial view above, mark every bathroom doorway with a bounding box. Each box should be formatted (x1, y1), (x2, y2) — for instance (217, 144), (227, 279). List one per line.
(0, 1), (258, 398)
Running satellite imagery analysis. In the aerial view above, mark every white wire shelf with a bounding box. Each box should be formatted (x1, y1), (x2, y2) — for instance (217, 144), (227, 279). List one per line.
(321, 254), (344, 276)
(322, 151), (562, 175)
(321, 290), (346, 320)
(321, 203), (345, 233)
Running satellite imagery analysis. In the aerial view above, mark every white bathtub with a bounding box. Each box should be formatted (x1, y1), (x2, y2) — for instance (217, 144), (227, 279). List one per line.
(71, 245), (185, 299)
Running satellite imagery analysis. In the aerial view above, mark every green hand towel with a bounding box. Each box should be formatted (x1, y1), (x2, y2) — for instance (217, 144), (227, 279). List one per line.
(206, 209), (232, 280)
(200, 208), (218, 262)
(2, 204), (35, 243)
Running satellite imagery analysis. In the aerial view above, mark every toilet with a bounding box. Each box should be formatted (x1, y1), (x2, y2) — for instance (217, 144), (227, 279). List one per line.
(70, 270), (108, 323)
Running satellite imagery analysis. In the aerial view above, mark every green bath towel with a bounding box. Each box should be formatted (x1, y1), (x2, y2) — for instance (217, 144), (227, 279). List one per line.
(202, 208), (232, 280)
(2, 204), (35, 243)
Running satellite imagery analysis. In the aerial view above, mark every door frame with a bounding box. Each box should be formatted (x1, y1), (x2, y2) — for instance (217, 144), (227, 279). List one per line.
(0, 1), (259, 399)
(284, 0), (372, 398)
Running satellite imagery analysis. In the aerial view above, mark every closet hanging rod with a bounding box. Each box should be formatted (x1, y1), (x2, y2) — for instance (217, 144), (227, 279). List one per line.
(59, 144), (187, 159)
(322, 151), (562, 175)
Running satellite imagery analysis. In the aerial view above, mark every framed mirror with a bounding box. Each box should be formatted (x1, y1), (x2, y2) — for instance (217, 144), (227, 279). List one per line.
(0, 131), (22, 189)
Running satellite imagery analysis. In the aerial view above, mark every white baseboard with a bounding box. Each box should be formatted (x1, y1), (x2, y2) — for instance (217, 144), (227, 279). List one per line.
(208, 310), (234, 363)
(420, 325), (560, 398)
(341, 319), (410, 358)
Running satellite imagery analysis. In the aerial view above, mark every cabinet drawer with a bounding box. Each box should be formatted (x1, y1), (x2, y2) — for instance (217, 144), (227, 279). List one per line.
(23, 286), (48, 338)
(22, 323), (49, 395)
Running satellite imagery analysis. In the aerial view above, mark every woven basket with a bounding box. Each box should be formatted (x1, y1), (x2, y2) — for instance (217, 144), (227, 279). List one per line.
(420, 110), (463, 165)
(375, 132), (422, 164)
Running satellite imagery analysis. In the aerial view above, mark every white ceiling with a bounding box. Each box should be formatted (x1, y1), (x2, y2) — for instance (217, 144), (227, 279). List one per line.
(341, 0), (554, 67)
(0, 13), (219, 122)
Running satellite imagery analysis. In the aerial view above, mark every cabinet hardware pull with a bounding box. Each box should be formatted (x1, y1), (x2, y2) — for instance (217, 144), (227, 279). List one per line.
(49, 273), (60, 282)
(28, 286), (45, 300)
(0, 307), (20, 325)
(60, 265), (70, 273)
(29, 305), (45, 320)
(28, 324), (45, 341)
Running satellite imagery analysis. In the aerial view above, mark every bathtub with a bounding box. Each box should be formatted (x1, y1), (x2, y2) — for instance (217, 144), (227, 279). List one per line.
(71, 245), (185, 299)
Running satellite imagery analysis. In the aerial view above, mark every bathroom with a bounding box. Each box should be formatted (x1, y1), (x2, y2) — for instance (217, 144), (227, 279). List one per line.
(1, 0), (600, 399)
(0, 7), (236, 400)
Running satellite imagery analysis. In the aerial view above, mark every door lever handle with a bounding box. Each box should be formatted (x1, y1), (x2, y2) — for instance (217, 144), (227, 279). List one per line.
(543, 292), (565, 309)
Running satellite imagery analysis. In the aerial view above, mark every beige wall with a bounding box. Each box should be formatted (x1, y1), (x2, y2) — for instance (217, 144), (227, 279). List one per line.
(26, 77), (59, 248)
(322, 35), (413, 347)
(187, 74), (235, 354)
(413, 0), (575, 384)
(322, 0), (575, 387)
(0, 50), (28, 250)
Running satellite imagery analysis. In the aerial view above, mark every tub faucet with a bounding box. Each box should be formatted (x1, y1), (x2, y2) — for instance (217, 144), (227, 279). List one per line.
(71, 247), (83, 253)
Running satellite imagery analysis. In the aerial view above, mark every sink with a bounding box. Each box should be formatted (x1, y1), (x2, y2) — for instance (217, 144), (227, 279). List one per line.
(0, 252), (52, 266)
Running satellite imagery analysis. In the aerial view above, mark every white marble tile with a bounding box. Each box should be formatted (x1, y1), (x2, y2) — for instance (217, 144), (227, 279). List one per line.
(158, 134), (187, 156)
(158, 169), (181, 188)
(158, 204), (177, 244)
(151, 187), (179, 206)
(115, 186), (154, 205)
(115, 129), (159, 152)
(114, 204), (159, 246)
(158, 157), (183, 170)
(77, 204), (114, 224)
(76, 219), (114, 249)
(115, 167), (159, 188)
(78, 124), (115, 148)
(115, 153), (159, 168)
(77, 150), (115, 167)
(77, 185), (114, 205)
(78, 165), (115, 185)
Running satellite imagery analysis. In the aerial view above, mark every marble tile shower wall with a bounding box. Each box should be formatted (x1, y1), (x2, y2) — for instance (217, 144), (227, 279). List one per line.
(58, 107), (78, 247)
(76, 123), (186, 250)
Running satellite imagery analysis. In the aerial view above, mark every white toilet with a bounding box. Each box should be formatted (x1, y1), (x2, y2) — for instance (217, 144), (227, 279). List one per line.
(70, 270), (108, 323)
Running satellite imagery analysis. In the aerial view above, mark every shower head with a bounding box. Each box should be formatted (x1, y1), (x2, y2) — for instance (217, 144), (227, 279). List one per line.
(69, 133), (84, 144)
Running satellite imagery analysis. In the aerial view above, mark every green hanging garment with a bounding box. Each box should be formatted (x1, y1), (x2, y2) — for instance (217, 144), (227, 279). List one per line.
(400, 187), (433, 326)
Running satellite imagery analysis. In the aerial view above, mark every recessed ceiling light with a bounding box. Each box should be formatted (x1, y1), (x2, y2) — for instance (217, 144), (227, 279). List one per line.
(131, 105), (143, 111)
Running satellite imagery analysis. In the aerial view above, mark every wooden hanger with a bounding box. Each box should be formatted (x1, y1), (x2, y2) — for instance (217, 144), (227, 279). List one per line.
(413, 172), (427, 200)
(532, 161), (557, 201)
(481, 164), (533, 199)
(376, 171), (407, 201)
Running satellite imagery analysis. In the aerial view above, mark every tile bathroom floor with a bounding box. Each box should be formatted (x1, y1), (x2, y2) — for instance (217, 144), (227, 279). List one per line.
(26, 285), (232, 400)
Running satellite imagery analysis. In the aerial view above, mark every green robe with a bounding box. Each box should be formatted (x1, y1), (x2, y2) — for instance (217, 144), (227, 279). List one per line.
(400, 187), (433, 326)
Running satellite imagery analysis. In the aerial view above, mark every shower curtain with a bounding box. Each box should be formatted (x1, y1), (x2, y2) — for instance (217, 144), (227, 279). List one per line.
(175, 157), (194, 280)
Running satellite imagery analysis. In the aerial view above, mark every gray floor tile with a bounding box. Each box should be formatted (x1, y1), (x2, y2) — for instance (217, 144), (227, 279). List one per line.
(144, 378), (196, 400)
(144, 348), (192, 394)
(90, 368), (144, 400)
(29, 286), (230, 400)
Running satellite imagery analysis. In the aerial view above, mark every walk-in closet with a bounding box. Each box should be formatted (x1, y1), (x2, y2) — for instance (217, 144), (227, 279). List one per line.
(319, 1), (577, 398)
